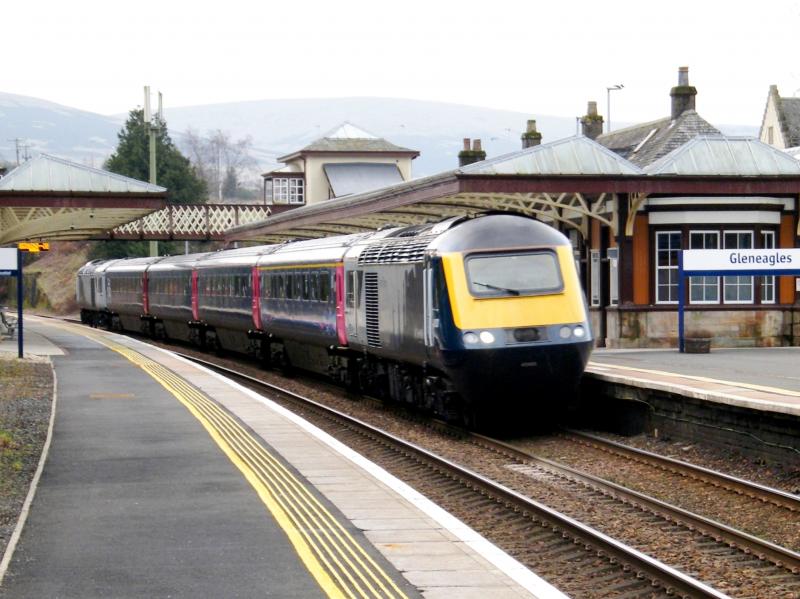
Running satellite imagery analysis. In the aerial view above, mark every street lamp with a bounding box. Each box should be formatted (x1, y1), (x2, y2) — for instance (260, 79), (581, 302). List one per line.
(606, 84), (624, 133)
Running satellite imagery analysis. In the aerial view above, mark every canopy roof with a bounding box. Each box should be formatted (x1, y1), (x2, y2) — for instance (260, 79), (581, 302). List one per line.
(644, 136), (800, 175)
(0, 154), (166, 244)
(228, 135), (800, 245)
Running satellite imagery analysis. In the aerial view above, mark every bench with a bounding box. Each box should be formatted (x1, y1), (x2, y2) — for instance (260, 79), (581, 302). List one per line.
(0, 308), (16, 339)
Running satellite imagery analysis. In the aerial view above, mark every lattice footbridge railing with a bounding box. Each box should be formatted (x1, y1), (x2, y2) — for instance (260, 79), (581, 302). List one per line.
(108, 204), (271, 240)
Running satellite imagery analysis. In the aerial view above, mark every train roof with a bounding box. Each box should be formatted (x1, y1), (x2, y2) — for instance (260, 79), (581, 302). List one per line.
(147, 252), (214, 272)
(431, 213), (570, 253)
(77, 258), (125, 275)
(103, 256), (165, 273)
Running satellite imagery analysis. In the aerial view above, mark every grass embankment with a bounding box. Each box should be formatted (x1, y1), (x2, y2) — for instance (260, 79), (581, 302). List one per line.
(25, 241), (91, 314)
(0, 357), (53, 558)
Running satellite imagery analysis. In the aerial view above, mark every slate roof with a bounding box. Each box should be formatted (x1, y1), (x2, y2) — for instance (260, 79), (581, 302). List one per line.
(278, 121), (418, 162)
(777, 96), (800, 148)
(596, 110), (720, 167)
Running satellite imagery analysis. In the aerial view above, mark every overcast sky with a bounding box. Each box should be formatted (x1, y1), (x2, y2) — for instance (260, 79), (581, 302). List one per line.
(6, 0), (799, 127)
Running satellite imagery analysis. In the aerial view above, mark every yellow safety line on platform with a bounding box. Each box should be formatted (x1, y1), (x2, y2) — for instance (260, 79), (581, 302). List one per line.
(66, 326), (408, 599)
(587, 361), (800, 398)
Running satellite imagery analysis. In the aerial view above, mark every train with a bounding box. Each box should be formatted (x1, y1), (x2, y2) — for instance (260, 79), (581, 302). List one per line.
(77, 213), (593, 429)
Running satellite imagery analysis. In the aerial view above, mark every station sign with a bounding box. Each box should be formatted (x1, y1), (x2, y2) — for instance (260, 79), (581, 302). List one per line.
(18, 242), (50, 253)
(683, 248), (800, 275)
(0, 248), (17, 271)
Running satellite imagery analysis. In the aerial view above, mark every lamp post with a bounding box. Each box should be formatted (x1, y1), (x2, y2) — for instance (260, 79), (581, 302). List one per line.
(606, 84), (624, 133)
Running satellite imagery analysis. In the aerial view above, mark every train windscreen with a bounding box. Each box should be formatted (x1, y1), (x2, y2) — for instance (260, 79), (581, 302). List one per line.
(465, 251), (563, 297)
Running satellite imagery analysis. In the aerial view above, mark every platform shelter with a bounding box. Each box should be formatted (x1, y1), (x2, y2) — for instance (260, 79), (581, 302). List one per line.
(227, 135), (800, 349)
(0, 154), (166, 244)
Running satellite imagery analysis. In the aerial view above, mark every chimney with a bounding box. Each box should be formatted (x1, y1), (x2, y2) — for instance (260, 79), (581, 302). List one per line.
(521, 119), (542, 148)
(670, 66), (697, 120)
(580, 101), (604, 139)
(458, 138), (487, 166)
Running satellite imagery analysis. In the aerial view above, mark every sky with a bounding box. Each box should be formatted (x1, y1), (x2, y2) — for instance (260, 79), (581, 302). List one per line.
(5, 0), (800, 127)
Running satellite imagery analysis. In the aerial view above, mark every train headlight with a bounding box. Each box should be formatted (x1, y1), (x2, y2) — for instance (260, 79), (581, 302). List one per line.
(479, 331), (495, 344)
(463, 332), (479, 344)
(573, 326), (586, 338)
(559, 326), (572, 339)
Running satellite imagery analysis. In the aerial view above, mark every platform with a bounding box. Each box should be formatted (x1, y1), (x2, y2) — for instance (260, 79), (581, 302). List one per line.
(0, 317), (564, 599)
(588, 347), (800, 418)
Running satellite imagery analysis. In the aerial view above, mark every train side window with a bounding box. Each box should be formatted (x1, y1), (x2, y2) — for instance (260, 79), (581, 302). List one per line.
(309, 273), (319, 301)
(320, 273), (330, 302)
(294, 273), (304, 300)
(285, 274), (294, 299)
(346, 271), (355, 308)
(302, 273), (311, 300)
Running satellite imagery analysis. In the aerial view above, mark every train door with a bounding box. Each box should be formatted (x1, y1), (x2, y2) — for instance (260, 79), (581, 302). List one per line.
(345, 269), (362, 341)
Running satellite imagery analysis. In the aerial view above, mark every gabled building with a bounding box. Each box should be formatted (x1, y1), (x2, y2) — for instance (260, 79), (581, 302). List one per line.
(262, 123), (419, 209)
(759, 84), (800, 150)
(593, 67), (720, 166)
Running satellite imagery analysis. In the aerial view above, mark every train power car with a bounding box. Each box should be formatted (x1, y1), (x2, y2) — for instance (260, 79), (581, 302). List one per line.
(78, 213), (593, 428)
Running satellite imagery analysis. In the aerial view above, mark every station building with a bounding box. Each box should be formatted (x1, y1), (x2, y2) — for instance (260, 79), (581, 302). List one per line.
(261, 123), (419, 210)
(578, 68), (800, 348)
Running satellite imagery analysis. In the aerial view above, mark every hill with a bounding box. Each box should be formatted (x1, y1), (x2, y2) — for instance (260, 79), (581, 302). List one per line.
(0, 92), (121, 166)
(0, 91), (760, 179)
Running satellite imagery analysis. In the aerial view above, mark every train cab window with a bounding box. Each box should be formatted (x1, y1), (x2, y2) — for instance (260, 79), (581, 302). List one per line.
(465, 251), (563, 297)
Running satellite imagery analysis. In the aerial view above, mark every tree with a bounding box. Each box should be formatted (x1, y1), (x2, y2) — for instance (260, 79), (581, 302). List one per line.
(89, 108), (208, 259)
(181, 128), (256, 202)
(105, 109), (207, 205)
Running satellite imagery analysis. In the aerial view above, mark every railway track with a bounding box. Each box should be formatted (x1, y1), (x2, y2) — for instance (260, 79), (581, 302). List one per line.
(173, 349), (737, 598)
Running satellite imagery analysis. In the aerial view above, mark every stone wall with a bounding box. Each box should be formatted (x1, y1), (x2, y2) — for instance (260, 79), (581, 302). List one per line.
(598, 307), (797, 348)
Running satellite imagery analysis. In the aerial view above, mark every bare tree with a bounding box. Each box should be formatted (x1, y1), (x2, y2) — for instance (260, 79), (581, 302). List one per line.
(180, 129), (256, 202)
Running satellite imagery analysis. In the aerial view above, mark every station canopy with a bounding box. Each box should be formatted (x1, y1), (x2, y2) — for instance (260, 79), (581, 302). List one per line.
(227, 134), (800, 245)
(0, 154), (166, 245)
(228, 136), (645, 244)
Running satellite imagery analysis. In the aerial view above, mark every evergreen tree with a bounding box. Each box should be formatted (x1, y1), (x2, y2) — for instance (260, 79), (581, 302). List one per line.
(105, 109), (207, 205)
(89, 109), (208, 259)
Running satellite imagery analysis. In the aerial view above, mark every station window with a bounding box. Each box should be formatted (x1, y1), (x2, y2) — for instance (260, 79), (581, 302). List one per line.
(655, 231), (681, 304)
(723, 231), (753, 304)
(689, 231), (719, 304)
(269, 178), (305, 205)
(762, 231), (776, 304)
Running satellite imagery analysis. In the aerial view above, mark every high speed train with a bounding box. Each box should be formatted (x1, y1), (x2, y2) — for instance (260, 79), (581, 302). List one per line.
(77, 213), (593, 428)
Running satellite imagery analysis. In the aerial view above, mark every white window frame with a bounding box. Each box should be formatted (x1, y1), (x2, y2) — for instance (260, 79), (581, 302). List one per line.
(688, 230), (719, 304)
(761, 230), (776, 304)
(655, 230), (681, 304)
(722, 230), (754, 304)
(288, 178), (305, 205)
(273, 178), (289, 204)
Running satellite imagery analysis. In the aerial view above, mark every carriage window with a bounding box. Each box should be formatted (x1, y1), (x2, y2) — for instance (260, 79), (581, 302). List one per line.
(320, 273), (331, 302)
(294, 274), (304, 299)
(285, 274), (294, 299)
(309, 273), (319, 301)
(465, 251), (563, 297)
